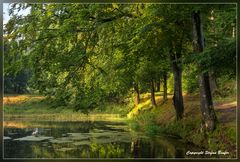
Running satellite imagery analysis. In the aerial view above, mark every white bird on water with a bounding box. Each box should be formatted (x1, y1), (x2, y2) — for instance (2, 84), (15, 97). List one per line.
(32, 128), (39, 136)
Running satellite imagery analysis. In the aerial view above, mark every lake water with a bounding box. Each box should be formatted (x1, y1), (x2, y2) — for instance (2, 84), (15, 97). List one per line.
(4, 119), (202, 159)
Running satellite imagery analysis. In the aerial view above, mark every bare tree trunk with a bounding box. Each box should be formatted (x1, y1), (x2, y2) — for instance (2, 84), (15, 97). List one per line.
(156, 79), (161, 92)
(163, 72), (168, 101)
(150, 79), (157, 107)
(133, 82), (140, 106)
(171, 59), (184, 120)
(192, 11), (218, 132)
(209, 70), (218, 96)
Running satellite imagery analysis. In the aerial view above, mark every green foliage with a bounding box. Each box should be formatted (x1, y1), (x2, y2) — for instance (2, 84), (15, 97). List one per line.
(128, 111), (163, 135)
(93, 102), (131, 116)
(4, 3), (236, 114)
(128, 120), (140, 131)
(207, 125), (236, 154)
(144, 123), (161, 136)
(225, 127), (236, 143)
(185, 39), (236, 76)
(161, 120), (199, 139)
(182, 64), (199, 93)
(133, 111), (157, 125)
(216, 76), (236, 97)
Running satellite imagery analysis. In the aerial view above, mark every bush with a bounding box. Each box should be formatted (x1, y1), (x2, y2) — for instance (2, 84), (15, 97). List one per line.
(128, 120), (140, 131)
(208, 125), (236, 151)
(163, 121), (187, 138)
(128, 112), (160, 134)
(144, 123), (161, 135)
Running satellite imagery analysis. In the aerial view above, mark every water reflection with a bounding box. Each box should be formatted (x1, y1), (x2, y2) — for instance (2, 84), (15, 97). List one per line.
(4, 120), (199, 158)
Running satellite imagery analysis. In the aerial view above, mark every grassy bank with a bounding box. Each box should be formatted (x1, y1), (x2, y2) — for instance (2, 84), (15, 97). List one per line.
(3, 94), (127, 122)
(127, 92), (236, 157)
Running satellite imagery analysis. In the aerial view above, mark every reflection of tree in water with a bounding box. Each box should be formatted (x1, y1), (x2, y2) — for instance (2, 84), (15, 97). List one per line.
(32, 142), (128, 158)
(131, 137), (186, 158)
(150, 140), (155, 157)
(131, 139), (140, 158)
(88, 143), (125, 158)
(32, 143), (52, 158)
(130, 139), (157, 158)
(175, 148), (184, 158)
(130, 139), (154, 158)
(154, 138), (184, 158)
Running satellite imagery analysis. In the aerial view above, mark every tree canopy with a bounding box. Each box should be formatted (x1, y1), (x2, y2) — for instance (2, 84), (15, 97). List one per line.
(4, 3), (236, 118)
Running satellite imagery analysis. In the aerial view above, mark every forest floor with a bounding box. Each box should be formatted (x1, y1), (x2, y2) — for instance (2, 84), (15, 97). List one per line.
(127, 92), (236, 126)
(127, 92), (236, 157)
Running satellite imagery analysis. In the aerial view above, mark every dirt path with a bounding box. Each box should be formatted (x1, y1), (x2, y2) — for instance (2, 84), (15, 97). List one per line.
(214, 101), (237, 124)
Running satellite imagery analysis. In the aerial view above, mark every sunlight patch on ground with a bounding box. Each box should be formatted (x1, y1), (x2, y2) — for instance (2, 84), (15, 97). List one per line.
(3, 95), (44, 105)
(214, 101), (237, 110)
(127, 94), (173, 119)
(3, 121), (27, 128)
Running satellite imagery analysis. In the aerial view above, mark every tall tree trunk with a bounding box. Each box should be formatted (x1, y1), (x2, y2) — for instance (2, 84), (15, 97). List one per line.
(150, 79), (157, 107)
(163, 72), (168, 101)
(133, 82), (140, 106)
(209, 70), (218, 96)
(171, 58), (184, 120)
(156, 79), (161, 92)
(192, 11), (218, 132)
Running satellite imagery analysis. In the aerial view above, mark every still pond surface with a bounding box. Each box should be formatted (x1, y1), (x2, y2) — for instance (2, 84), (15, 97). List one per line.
(4, 119), (201, 158)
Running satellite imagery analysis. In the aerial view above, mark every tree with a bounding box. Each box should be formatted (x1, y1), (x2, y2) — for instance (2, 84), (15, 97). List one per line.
(192, 11), (218, 132)
(163, 71), (168, 101)
(146, 4), (192, 120)
(4, 3), (235, 118)
(155, 79), (161, 92)
(133, 82), (140, 106)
